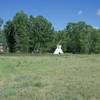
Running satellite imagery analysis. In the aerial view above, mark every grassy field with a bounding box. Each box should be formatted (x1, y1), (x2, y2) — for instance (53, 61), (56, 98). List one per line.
(0, 54), (100, 100)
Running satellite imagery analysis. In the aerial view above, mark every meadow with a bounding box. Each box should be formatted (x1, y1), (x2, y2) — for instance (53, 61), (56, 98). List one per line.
(0, 54), (100, 100)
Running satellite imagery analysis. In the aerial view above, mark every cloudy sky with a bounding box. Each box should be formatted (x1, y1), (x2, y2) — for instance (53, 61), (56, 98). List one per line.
(0, 0), (100, 30)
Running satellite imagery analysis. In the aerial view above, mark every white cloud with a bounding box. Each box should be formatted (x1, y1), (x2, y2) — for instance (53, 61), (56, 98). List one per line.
(78, 10), (83, 15)
(96, 9), (100, 16)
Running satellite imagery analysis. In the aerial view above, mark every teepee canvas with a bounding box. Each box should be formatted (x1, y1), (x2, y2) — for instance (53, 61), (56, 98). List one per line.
(54, 45), (63, 54)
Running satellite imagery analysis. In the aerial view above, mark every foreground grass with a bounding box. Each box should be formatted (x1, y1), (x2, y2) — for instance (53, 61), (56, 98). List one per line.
(0, 54), (100, 100)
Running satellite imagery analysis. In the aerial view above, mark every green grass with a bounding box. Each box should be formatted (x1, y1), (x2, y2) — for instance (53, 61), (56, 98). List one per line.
(0, 54), (100, 100)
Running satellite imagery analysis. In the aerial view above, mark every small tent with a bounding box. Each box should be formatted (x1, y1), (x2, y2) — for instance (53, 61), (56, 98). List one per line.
(54, 45), (64, 54)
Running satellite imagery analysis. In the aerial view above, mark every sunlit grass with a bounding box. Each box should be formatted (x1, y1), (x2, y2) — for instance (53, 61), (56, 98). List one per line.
(0, 54), (100, 100)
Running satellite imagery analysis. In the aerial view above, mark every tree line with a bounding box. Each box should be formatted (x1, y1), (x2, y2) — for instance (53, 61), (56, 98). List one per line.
(0, 11), (100, 54)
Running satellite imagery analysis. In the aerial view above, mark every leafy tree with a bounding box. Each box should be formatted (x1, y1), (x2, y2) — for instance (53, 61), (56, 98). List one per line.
(29, 16), (54, 53)
(82, 26), (97, 53)
(65, 22), (82, 53)
(4, 11), (30, 53)
(95, 29), (100, 53)
(28, 15), (35, 52)
(65, 21), (98, 54)
(13, 11), (30, 52)
(4, 21), (16, 52)
(0, 18), (6, 45)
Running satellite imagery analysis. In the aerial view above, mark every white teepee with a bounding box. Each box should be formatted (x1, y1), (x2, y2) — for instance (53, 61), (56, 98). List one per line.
(54, 45), (63, 54)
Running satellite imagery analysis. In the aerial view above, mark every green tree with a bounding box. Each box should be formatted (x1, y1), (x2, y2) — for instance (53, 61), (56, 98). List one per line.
(65, 22), (81, 53)
(65, 21), (97, 54)
(95, 29), (100, 53)
(13, 11), (30, 52)
(29, 16), (54, 53)
(4, 11), (30, 53)
(4, 21), (16, 52)
(82, 26), (97, 53)
(0, 18), (6, 44)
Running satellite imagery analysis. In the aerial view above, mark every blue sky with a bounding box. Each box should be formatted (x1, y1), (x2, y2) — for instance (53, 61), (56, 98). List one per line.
(0, 0), (100, 30)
